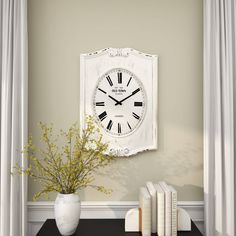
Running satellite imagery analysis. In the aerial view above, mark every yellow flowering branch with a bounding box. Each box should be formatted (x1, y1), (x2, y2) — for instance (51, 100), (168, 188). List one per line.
(14, 116), (114, 200)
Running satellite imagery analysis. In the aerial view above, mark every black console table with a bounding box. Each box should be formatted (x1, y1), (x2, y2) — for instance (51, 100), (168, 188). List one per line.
(36, 219), (202, 236)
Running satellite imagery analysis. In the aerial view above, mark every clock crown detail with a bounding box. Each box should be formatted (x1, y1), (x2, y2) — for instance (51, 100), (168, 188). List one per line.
(108, 48), (130, 57)
(86, 48), (157, 58)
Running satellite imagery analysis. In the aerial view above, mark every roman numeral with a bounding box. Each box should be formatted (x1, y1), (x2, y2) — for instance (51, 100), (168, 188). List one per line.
(106, 76), (113, 86)
(96, 102), (105, 106)
(107, 120), (113, 130)
(134, 102), (143, 106)
(132, 112), (140, 120)
(127, 77), (132, 87)
(118, 123), (121, 134)
(98, 88), (107, 94)
(127, 122), (132, 130)
(118, 72), (122, 84)
(98, 111), (107, 121)
(132, 88), (140, 95)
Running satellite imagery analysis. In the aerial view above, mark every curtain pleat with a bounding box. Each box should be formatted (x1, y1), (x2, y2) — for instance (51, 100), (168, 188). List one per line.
(204, 0), (236, 236)
(0, 0), (28, 236)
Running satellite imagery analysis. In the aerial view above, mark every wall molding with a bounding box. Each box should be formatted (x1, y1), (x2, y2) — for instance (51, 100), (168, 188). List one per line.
(27, 200), (204, 236)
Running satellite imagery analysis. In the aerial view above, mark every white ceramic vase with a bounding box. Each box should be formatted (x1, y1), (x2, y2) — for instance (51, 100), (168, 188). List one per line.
(54, 193), (81, 236)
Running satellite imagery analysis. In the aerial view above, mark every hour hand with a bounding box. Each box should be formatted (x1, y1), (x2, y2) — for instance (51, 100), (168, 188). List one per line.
(108, 95), (122, 105)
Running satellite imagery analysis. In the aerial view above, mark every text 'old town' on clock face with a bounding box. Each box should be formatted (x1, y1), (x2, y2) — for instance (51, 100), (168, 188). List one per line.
(93, 68), (146, 137)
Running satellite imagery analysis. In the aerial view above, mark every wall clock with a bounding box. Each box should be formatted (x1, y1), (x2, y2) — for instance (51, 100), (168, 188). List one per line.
(80, 48), (158, 156)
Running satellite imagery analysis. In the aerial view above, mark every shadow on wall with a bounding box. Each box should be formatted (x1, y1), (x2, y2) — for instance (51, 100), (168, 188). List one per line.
(96, 141), (203, 201)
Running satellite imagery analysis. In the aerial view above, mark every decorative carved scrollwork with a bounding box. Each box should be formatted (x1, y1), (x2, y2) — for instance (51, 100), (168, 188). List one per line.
(108, 48), (130, 57)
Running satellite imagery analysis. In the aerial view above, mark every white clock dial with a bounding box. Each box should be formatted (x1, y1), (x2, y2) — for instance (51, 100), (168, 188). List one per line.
(93, 68), (146, 137)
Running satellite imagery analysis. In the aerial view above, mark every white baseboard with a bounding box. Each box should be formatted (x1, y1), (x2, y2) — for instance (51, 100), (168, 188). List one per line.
(28, 201), (204, 236)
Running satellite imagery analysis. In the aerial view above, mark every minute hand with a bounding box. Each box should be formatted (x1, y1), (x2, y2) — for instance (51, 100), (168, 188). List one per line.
(115, 88), (140, 106)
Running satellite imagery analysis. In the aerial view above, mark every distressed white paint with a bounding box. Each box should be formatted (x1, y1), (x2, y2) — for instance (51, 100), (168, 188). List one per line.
(80, 48), (158, 156)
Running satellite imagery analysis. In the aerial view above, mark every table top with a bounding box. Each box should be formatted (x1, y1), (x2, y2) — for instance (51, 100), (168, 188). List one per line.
(37, 219), (202, 236)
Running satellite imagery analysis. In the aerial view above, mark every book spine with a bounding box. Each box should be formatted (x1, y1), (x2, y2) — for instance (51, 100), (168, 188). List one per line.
(165, 190), (171, 236)
(157, 193), (165, 236)
(142, 199), (151, 236)
(139, 188), (151, 236)
(146, 182), (157, 233)
(171, 191), (177, 236)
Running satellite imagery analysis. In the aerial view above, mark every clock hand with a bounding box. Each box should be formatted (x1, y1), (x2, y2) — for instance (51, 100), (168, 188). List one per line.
(108, 95), (122, 105)
(115, 88), (140, 106)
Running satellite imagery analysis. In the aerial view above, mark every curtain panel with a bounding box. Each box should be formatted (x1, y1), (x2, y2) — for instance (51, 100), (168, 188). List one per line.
(204, 0), (236, 236)
(0, 0), (28, 236)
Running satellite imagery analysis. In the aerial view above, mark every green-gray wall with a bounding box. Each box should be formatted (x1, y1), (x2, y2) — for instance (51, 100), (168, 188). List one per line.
(28, 0), (203, 201)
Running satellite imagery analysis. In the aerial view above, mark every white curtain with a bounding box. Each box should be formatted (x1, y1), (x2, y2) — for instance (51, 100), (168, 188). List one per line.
(204, 0), (236, 236)
(0, 0), (28, 236)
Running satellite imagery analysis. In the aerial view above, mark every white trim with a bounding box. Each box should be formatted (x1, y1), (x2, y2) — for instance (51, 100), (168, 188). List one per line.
(153, 56), (158, 149)
(27, 201), (204, 236)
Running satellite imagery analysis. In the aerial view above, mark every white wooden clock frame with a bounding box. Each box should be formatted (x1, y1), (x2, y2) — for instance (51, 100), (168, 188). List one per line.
(80, 48), (158, 157)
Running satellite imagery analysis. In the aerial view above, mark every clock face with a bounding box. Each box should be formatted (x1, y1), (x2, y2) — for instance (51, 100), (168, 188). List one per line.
(93, 68), (146, 137)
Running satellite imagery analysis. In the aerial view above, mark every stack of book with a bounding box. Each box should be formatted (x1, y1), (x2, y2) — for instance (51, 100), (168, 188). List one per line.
(139, 181), (177, 236)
